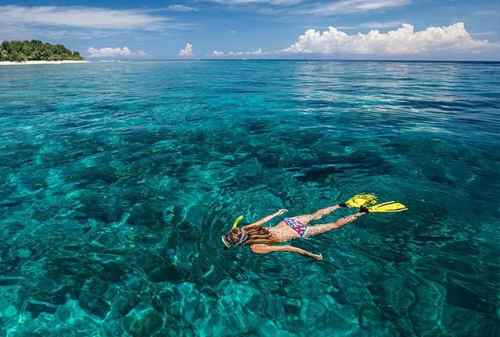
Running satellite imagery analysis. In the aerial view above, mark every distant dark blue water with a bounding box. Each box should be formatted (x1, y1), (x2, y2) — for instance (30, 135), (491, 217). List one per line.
(0, 61), (499, 337)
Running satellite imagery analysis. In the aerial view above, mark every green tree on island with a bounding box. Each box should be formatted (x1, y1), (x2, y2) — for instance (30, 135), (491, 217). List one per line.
(0, 40), (83, 62)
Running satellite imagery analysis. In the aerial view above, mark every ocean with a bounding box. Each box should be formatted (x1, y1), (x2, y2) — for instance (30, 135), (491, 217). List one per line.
(0, 60), (499, 337)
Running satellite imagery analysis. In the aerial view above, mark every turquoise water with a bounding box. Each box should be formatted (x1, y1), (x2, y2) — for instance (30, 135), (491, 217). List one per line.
(0, 60), (499, 337)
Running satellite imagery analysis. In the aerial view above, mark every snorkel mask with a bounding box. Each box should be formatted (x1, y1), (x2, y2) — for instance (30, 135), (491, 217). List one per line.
(221, 215), (248, 249)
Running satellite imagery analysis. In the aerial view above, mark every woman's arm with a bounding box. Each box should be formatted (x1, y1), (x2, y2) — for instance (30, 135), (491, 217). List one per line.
(250, 244), (323, 261)
(243, 209), (288, 230)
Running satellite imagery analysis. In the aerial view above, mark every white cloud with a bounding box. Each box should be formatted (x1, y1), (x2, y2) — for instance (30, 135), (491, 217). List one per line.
(167, 4), (198, 12)
(340, 20), (406, 30)
(208, 0), (303, 6)
(474, 10), (500, 17)
(1, 5), (169, 31)
(303, 0), (410, 15)
(213, 0), (410, 16)
(284, 22), (494, 55)
(179, 42), (193, 57)
(87, 47), (147, 58)
(211, 48), (264, 57)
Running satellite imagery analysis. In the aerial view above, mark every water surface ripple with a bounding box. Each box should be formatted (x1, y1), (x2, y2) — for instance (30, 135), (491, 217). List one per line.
(0, 61), (499, 337)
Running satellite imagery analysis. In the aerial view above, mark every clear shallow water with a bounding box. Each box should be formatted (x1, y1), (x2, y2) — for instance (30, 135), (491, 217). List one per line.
(0, 60), (499, 337)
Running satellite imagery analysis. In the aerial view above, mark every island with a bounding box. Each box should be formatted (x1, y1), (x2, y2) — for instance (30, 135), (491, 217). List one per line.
(0, 40), (87, 65)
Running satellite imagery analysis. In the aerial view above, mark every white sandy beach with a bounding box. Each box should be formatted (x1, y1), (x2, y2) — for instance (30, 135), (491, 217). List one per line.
(0, 60), (88, 66)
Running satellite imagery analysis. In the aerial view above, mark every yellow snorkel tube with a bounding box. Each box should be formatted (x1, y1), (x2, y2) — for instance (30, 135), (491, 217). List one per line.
(231, 215), (244, 230)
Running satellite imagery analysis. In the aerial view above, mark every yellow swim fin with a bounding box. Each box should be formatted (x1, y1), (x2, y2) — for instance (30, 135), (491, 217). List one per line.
(343, 193), (378, 208)
(367, 201), (408, 213)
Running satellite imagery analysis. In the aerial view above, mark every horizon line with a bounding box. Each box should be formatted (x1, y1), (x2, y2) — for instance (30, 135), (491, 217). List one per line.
(87, 58), (500, 63)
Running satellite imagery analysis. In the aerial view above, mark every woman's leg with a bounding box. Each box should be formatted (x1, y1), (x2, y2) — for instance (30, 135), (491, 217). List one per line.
(306, 212), (364, 237)
(310, 204), (342, 221)
(294, 204), (342, 225)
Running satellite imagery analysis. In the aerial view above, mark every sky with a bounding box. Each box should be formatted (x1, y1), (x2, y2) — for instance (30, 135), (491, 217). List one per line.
(1, 0), (499, 60)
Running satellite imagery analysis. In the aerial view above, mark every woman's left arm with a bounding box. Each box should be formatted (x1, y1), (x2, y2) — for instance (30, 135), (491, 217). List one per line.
(243, 209), (288, 229)
(250, 244), (323, 261)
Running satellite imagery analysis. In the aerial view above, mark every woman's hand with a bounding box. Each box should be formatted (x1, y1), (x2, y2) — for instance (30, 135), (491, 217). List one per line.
(312, 253), (323, 261)
(275, 209), (288, 216)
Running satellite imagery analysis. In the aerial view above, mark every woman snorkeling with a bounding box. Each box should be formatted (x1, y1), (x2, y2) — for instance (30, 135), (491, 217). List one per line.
(221, 194), (407, 260)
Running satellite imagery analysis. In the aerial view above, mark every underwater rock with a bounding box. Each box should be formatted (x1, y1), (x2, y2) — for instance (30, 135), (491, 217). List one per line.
(19, 168), (49, 191)
(109, 291), (141, 319)
(32, 205), (59, 222)
(0, 277), (24, 287)
(410, 281), (446, 337)
(8, 299), (100, 337)
(26, 300), (58, 318)
(69, 161), (119, 186)
(123, 306), (163, 337)
(155, 325), (196, 337)
(0, 222), (25, 240)
(366, 283), (402, 322)
(162, 205), (183, 225)
(148, 262), (188, 283)
(296, 165), (338, 183)
(172, 282), (207, 323)
(79, 277), (110, 318)
(243, 118), (273, 135)
(445, 278), (496, 314)
(0, 142), (37, 170)
(152, 288), (176, 315)
(256, 320), (297, 337)
(140, 254), (188, 283)
(140, 253), (165, 273)
(442, 305), (499, 337)
(217, 280), (255, 307)
(0, 285), (21, 319)
(101, 261), (128, 283)
(106, 279), (148, 320)
(358, 303), (384, 328)
(29, 278), (71, 306)
(176, 224), (201, 244)
(122, 127), (165, 145)
(335, 271), (373, 306)
(74, 189), (122, 223)
(283, 302), (301, 316)
(127, 201), (166, 229)
(183, 205), (206, 229)
(0, 305), (17, 319)
(46, 255), (95, 289)
(101, 318), (126, 337)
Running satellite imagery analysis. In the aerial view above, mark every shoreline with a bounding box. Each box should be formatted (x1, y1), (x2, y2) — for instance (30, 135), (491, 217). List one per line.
(0, 60), (88, 66)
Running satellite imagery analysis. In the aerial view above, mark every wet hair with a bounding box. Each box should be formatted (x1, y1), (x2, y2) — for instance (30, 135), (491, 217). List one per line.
(221, 228), (248, 249)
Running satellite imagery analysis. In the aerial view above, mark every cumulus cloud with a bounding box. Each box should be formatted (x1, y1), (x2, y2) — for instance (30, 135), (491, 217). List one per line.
(167, 4), (198, 12)
(1, 5), (169, 31)
(284, 22), (494, 55)
(211, 48), (264, 57)
(303, 0), (410, 15)
(179, 42), (193, 57)
(87, 47), (147, 58)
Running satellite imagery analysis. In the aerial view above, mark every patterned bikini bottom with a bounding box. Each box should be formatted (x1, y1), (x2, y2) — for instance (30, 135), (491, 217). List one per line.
(284, 217), (309, 238)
